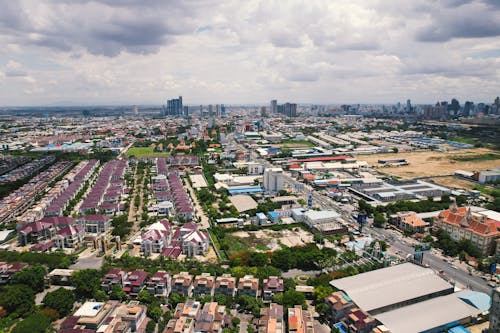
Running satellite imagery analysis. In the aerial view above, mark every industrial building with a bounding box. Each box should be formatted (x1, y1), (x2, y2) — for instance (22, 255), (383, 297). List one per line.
(329, 263), (491, 333)
(351, 180), (451, 203)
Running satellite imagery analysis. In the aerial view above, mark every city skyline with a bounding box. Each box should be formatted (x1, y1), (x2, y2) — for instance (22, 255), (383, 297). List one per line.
(0, 0), (500, 106)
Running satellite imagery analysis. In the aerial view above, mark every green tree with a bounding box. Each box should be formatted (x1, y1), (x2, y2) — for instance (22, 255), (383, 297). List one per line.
(110, 284), (126, 301)
(271, 248), (293, 270)
(93, 290), (109, 301)
(42, 287), (76, 317)
(147, 303), (163, 322)
(373, 213), (386, 228)
(169, 293), (187, 307)
(282, 290), (306, 308)
(14, 265), (47, 292)
(313, 285), (333, 304)
(0, 284), (35, 318)
(72, 269), (102, 299)
(248, 252), (268, 267)
(146, 320), (156, 333)
(138, 289), (155, 304)
(11, 313), (51, 333)
(214, 293), (229, 306)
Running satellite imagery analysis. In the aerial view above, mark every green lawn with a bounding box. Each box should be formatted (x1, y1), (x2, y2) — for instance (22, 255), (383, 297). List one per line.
(126, 147), (169, 158)
(282, 140), (315, 148)
(225, 234), (251, 255)
(452, 153), (500, 162)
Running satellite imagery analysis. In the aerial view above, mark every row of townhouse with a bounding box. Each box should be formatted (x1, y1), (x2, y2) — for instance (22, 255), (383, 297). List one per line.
(17, 214), (111, 251)
(101, 269), (284, 301)
(0, 161), (73, 225)
(79, 159), (128, 215)
(44, 159), (99, 217)
(152, 157), (195, 220)
(17, 160), (97, 223)
(139, 220), (209, 258)
(0, 155), (55, 184)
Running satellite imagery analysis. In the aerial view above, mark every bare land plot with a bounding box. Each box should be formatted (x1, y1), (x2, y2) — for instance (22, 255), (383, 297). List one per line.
(227, 228), (313, 254)
(357, 148), (500, 178)
(427, 176), (479, 191)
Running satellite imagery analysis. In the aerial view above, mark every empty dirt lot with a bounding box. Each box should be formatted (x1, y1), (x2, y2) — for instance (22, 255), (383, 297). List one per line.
(357, 148), (500, 178)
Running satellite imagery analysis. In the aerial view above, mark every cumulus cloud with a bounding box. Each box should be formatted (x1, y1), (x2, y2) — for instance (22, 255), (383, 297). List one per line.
(416, 1), (500, 42)
(0, 0), (498, 105)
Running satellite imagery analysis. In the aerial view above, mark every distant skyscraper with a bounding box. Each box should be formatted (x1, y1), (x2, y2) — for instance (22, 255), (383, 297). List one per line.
(260, 106), (267, 117)
(463, 101), (473, 117)
(221, 104), (226, 116)
(406, 99), (412, 113)
(275, 102), (297, 117)
(208, 104), (214, 117)
(270, 99), (277, 114)
(166, 96), (183, 116)
(183, 106), (189, 117)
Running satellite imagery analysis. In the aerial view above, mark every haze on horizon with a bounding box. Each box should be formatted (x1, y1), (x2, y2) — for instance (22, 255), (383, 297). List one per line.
(0, 0), (499, 106)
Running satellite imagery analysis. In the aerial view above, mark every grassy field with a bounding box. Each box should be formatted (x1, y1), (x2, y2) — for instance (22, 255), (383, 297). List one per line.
(357, 148), (500, 179)
(281, 140), (315, 148)
(125, 147), (169, 158)
(451, 153), (500, 162)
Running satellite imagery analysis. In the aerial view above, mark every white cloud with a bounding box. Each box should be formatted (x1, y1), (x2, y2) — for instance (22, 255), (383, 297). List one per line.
(0, 0), (498, 105)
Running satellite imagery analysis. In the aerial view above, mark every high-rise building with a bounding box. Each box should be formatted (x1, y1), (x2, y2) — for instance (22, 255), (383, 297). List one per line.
(261, 106), (268, 117)
(208, 104), (214, 117)
(406, 99), (412, 113)
(490, 287), (500, 332)
(166, 96), (183, 116)
(270, 99), (277, 114)
(275, 102), (297, 117)
(263, 168), (283, 192)
(183, 106), (189, 118)
(221, 104), (226, 116)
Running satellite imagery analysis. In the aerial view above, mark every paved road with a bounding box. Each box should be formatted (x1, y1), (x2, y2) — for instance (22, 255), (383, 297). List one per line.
(367, 226), (492, 294)
(280, 167), (493, 295)
(70, 250), (103, 270)
(184, 180), (210, 229)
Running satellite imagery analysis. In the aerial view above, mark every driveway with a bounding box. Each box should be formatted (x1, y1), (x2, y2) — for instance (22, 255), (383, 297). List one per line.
(70, 250), (103, 270)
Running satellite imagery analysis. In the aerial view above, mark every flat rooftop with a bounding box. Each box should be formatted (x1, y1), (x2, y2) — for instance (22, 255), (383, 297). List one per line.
(330, 263), (453, 314)
(375, 290), (490, 333)
(74, 302), (105, 317)
(229, 194), (258, 212)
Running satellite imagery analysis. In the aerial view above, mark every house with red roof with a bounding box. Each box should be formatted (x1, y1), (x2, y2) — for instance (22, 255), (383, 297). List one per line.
(0, 262), (28, 285)
(102, 269), (128, 293)
(146, 271), (170, 296)
(122, 270), (149, 297)
(434, 201), (500, 256)
(54, 225), (85, 249)
(263, 276), (284, 302)
(18, 219), (56, 246)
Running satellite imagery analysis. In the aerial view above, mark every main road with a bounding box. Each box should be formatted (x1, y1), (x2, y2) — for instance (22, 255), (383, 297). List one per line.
(278, 162), (493, 295)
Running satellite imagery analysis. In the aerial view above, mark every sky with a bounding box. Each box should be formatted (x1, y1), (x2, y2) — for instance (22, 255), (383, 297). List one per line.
(0, 0), (499, 106)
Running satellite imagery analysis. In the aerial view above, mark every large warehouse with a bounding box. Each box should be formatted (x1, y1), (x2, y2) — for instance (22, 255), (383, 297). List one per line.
(329, 263), (491, 333)
(330, 263), (454, 315)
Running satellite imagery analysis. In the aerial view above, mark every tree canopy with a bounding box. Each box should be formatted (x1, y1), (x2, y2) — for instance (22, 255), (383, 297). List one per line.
(43, 287), (76, 317)
(0, 284), (35, 318)
(71, 269), (102, 299)
(14, 265), (47, 292)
